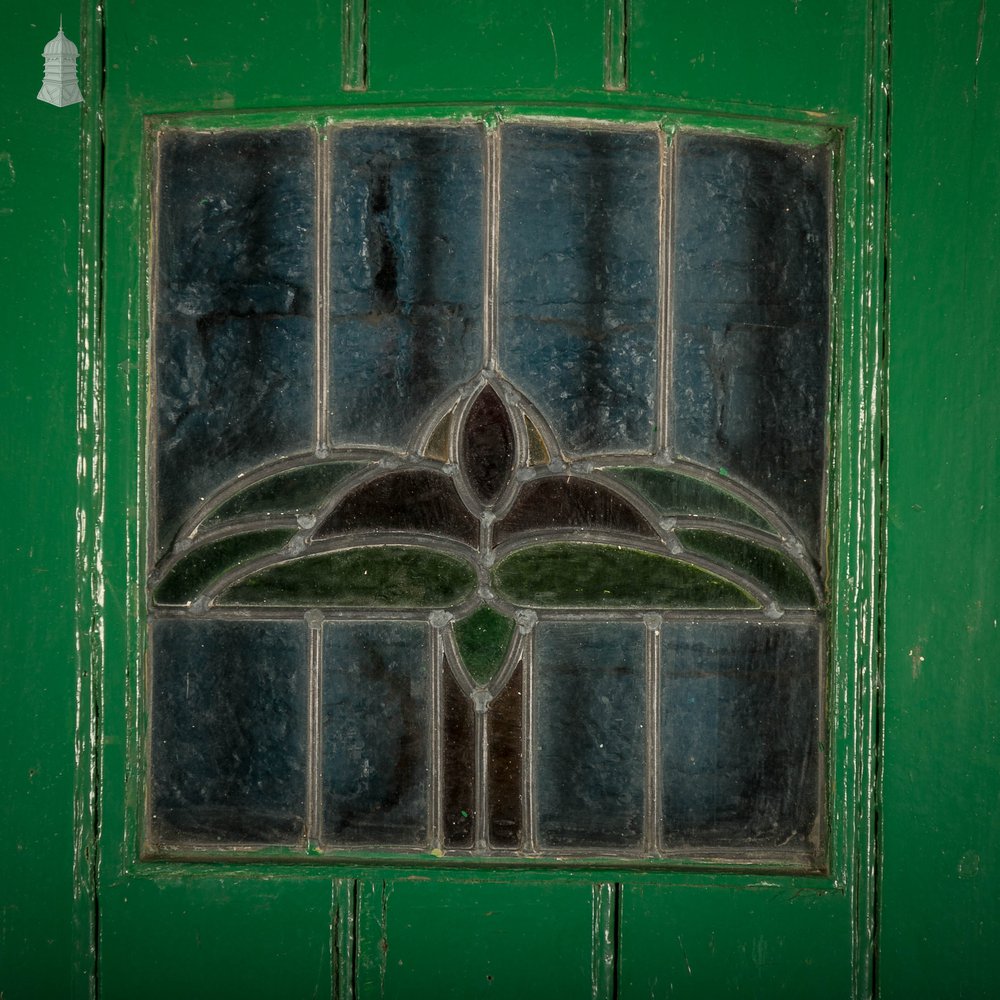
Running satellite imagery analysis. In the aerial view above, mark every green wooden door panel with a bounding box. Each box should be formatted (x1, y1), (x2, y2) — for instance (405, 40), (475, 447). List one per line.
(629, 0), (869, 114)
(355, 879), (604, 999)
(619, 884), (852, 998)
(371, 0), (606, 94)
(879, 1), (1000, 995)
(90, 0), (883, 997)
(98, 877), (335, 999)
(0, 6), (89, 997)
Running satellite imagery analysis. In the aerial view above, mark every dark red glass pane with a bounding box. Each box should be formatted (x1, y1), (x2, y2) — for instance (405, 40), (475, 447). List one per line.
(461, 384), (515, 506)
(442, 662), (476, 849)
(495, 477), (656, 543)
(315, 470), (478, 545)
(487, 663), (523, 848)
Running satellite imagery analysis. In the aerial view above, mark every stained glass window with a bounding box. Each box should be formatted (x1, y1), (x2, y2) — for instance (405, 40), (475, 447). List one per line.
(148, 119), (831, 863)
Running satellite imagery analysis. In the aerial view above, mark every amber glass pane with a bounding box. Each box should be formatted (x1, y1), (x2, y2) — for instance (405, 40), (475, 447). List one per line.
(442, 662), (476, 849)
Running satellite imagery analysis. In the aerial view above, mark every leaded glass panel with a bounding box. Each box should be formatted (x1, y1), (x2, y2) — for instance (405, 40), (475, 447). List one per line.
(147, 117), (832, 864)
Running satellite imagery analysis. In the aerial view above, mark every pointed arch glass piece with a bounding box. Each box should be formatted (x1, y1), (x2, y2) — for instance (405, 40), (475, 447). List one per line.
(487, 662), (524, 848)
(494, 477), (657, 543)
(493, 543), (758, 609)
(460, 384), (516, 506)
(453, 605), (517, 686)
(314, 469), (479, 545)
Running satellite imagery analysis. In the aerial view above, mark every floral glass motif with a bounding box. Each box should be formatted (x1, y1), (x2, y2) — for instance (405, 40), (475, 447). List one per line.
(148, 120), (830, 862)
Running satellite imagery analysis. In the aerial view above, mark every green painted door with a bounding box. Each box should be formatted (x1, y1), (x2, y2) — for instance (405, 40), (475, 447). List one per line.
(91, 4), (881, 998)
(5, 2), (994, 999)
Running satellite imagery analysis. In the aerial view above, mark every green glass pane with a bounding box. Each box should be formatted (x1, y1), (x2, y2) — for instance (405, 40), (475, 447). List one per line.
(206, 462), (366, 524)
(607, 467), (773, 532)
(154, 530), (296, 605)
(453, 605), (516, 685)
(220, 546), (477, 607)
(492, 543), (756, 608)
(676, 529), (818, 607)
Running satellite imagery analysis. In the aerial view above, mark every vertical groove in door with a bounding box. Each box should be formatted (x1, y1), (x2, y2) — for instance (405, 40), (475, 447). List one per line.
(341, 0), (369, 91)
(332, 878), (358, 1000)
(591, 882), (621, 1000)
(603, 0), (628, 91)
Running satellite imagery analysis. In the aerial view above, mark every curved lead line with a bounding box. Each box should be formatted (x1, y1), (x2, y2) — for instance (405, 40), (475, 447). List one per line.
(171, 447), (392, 545)
(656, 456), (817, 562)
(202, 532), (482, 606)
(489, 527), (775, 611)
(150, 515), (301, 587)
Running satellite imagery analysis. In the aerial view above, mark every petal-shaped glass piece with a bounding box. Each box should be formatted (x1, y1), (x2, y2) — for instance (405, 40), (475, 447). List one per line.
(494, 477), (657, 543)
(677, 529), (818, 607)
(154, 529), (297, 605)
(220, 547), (477, 607)
(453, 605), (517, 686)
(206, 462), (366, 526)
(606, 466), (773, 533)
(493, 543), (757, 608)
(315, 469), (479, 545)
(460, 384), (516, 506)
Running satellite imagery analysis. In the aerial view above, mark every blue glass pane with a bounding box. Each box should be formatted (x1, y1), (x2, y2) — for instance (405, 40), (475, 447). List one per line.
(499, 124), (660, 454)
(150, 619), (308, 844)
(322, 621), (429, 845)
(329, 125), (484, 447)
(534, 621), (646, 848)
(671, 133), (831, 551)
(660, 621), (821, 848)
(154, 129), (317, 551)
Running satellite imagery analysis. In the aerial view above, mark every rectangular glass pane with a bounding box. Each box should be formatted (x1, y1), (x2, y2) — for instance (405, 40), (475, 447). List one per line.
(329, 124), (484, 447)
(442, 661), (476, 849)
(150, 619), (308, 845)
(322, 621), (430, 845)
(534, 622), (646, 848)
(671, 133), (831, 551)
(153, 128), (317, 552)
(499, 124), (660, 454)
(660, 621), (821, 850)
